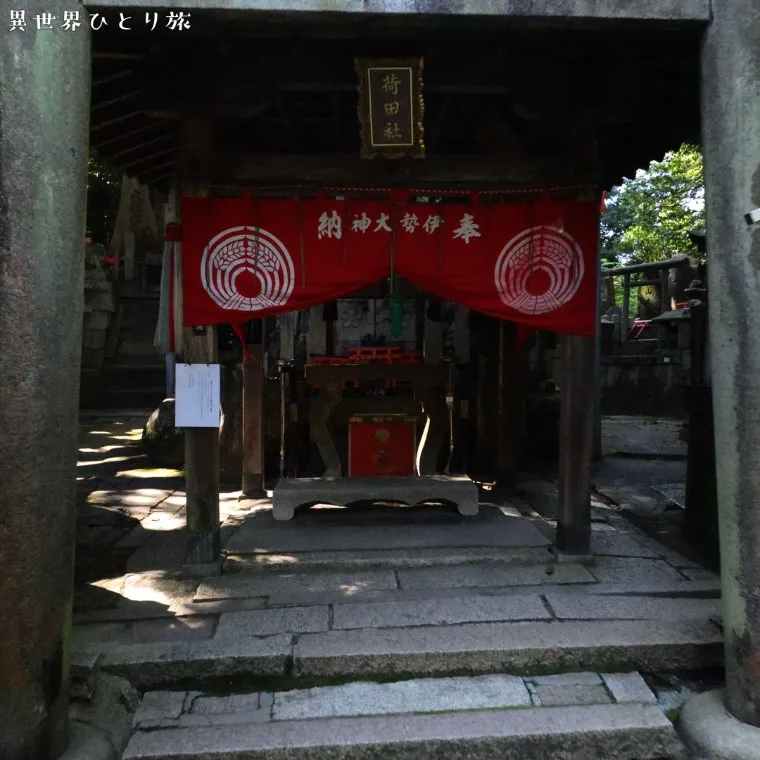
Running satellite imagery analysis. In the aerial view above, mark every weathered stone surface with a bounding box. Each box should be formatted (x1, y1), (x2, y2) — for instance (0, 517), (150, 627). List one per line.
(134, 691), (187, 729)
(142, 399), (184, 468)
(191, 694), (261, 714)
(0, 17), (91, 744)
(70, 649), (103, 700)
(294, 619), (723, 679)
(70, 673), (141, 758)
(227, 510), (550, 556)
(546, 595), (720, 621)
(94, 634), (292, 688)
(88, 488), (173, 508)
(178, 710), (271, 728)
(273, 675), (531, 721)
(535, 684), (612, 706)
(532, 672), (602, 686)
(332, 594), (550, 630)
(75, 595), (269, 625)
(195, 570), (397, 602)
(702, 0), (760, 726)
(680, 689), (760, 760)
(397, 562), (594, 590)
(602, 673), (658, 705)
(589, 526), (662, 559)
(563, 579), (719, 598)
(226, 546), (550, 574)
(132, 616), (218, 643)
(123, 702), (681, 760)
(215, 607), (329, 637)
(680, 567), (721, 582)
(59, 720), (117, 760)
(261, 578), (720, 611)
(587, 557), (686, 584)
(75, 621), (134, 647)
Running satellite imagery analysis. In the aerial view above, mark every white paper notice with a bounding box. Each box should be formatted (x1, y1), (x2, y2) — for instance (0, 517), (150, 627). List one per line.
(175, 363), (221, 428)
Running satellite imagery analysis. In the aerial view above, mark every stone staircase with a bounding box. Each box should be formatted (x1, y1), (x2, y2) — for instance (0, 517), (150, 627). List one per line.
(73, 539), (722, 758)
(84, 284), (166, 412)
(125, 681), (683, 759)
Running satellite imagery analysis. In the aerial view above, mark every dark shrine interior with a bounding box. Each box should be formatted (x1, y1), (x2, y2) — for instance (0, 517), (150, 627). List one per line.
(87, 10), (705, 481)
(89, 11), (703, 192)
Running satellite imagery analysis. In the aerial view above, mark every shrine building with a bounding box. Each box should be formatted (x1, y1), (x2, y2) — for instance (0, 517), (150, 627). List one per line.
(2, 1), (760, 758)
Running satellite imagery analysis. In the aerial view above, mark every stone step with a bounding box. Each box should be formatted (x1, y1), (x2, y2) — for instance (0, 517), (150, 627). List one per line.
(224, 546), (566, 573)
(78, 617), (722, 691)
(123, 681), (683, 759)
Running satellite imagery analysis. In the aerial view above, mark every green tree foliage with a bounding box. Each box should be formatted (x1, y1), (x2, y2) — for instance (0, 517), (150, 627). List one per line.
(600, 143), (704, 265)
(86, 153), (121, 247)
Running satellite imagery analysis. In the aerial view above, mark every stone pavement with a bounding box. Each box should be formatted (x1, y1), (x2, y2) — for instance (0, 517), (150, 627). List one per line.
(121, 671), (685, 758)
(71, 413), (719, 759)
(602, 415), (687, 460)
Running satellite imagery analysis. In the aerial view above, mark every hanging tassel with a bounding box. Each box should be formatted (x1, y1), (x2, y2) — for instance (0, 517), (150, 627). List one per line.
(232, 322), (252, 358)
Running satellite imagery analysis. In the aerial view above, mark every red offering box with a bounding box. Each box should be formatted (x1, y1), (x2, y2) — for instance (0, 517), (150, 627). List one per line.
(348, 416), (416, 477)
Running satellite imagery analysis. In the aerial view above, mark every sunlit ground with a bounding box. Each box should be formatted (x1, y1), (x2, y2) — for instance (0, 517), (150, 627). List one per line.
(116, 468), (183, 479)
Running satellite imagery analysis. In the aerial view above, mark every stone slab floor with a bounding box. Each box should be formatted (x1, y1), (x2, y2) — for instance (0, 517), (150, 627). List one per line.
(72, 412), (717, 758)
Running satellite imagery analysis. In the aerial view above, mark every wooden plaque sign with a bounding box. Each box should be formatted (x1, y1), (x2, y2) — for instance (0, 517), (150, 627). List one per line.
(356, 57), (425, 159)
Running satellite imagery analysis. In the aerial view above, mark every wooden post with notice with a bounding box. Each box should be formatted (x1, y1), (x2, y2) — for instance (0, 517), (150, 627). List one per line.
(557, 334), (594, 554)
(242, 320), (266, 498)
(182, 325), (221, 566)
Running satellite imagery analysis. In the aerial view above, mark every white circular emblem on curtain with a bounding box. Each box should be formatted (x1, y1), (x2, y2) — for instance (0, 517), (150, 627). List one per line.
(201, 226), (295, 312)
(494, 226), (585, 315)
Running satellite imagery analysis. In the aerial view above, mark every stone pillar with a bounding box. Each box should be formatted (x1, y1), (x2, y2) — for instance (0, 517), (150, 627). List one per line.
(0, 8), (91, 760)
(693, 0), (760, 734)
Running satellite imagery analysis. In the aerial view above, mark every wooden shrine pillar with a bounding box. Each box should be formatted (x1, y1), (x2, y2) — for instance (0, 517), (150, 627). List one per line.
(557, 334), (594, 554)
(496, 323), (527, 484)
(182, 324), (221, 565)
(178, 127), (221, 563)
(242, 321), (266, 498)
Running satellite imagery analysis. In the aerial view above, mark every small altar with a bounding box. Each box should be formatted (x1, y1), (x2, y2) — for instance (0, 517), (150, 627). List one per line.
(273, 342), (480, 520)
(272, 475), (479, 521)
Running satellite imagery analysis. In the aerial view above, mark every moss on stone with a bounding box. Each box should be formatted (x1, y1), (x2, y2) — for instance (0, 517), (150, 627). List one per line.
(664, 706), (682, 724)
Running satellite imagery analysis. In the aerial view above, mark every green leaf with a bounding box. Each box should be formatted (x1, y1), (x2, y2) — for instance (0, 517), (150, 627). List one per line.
(600, 143), (704, 265)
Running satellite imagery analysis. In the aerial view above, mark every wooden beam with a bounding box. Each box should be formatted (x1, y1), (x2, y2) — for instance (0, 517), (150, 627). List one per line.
(557, 334), (594, 555)
(104, 133), (176, 160)
(90, 111), (143, 132)
(91, 91), (140, 111)
(94, 119), (173, 150)
(136, 161), (178, 183)
(209, 152), (591, 188)
(92, 69), (134, 87)
(122, 146), (178, 170)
